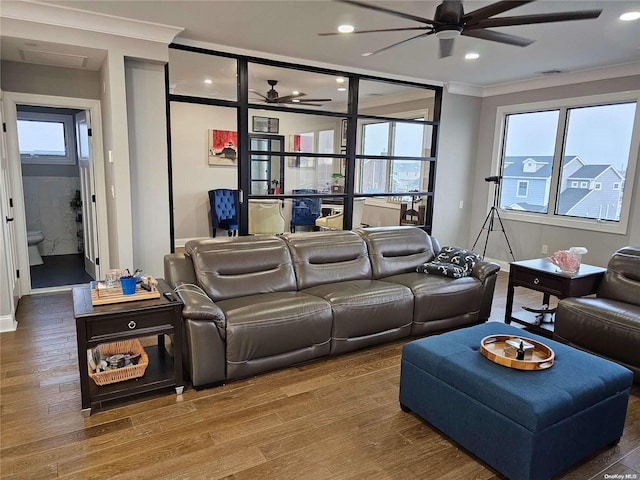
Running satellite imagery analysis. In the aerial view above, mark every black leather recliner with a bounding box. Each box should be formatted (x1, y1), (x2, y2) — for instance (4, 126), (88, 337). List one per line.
(555, 246), (640, 382)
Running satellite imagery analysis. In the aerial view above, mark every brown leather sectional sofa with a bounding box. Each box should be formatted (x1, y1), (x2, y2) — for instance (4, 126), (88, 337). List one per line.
(555, 246), (640, 381)
(164, 226), (500, 388)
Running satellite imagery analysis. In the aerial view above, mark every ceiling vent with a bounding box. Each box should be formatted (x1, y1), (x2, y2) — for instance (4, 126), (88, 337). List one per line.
(539, 69), (564, 75)
(18, 49), (88, 68)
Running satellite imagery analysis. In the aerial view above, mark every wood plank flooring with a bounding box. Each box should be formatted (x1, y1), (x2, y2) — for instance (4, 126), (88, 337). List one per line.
(1, 272), (638, 479)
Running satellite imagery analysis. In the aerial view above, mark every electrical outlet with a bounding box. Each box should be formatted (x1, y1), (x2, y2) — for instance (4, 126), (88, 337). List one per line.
(459, 201), (464, 209)
(541, 244), (548, 254)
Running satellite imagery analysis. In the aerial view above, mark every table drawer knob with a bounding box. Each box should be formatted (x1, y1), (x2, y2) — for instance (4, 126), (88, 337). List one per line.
(534, 278), (540, 285)
(128, 320), (136, 329)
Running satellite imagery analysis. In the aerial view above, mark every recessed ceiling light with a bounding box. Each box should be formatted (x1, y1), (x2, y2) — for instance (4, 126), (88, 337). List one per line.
(338, 24), (355, 33)
(292, 99), (300, 103)
(204, 79), (212, 84)
(465, 52), (480, 60)
(336, 77), (345, 84)
(362, 52), (373, 57)
(620, 11), (640, 21)
(292, 90), (299, 95)
(337, 87), (347, 92)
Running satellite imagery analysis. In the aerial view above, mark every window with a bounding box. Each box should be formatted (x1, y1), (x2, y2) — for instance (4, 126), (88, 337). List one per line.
(358, 117), (429, 194)
(494, 93), (639, 233)
(17, 111), (76, 165)
(516, 181), (528, 198)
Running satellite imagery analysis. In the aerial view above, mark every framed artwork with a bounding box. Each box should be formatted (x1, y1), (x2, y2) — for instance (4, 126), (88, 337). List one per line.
(208, 129), (238, 166)
(252, 116), (279, 133)
(340, 119), (348, 147)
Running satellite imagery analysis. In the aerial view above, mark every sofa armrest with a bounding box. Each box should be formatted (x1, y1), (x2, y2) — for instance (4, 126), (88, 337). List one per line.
(174, 283), (226, 335)
(472, 261), (501, 282)
(472, 261), (501, 321)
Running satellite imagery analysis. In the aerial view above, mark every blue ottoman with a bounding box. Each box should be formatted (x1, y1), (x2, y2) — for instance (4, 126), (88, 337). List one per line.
(399, 323), (633, 480)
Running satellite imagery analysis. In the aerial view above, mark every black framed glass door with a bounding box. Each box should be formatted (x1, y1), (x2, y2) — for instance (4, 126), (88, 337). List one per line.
(249, 134), (284, 195)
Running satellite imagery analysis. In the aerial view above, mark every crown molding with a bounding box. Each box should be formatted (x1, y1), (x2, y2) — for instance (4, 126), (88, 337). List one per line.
(0, 0), (183, 44)
(481, 62), (640, 97)
(444, 82), (484, 97)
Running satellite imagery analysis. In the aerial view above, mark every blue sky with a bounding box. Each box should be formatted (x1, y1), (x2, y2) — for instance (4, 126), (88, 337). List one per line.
(505, 102), (636, 171)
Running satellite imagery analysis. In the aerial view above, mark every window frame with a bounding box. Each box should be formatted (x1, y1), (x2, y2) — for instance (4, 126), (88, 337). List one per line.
(17, 111), (76, 165)
(489, 91), (640, 235)
(357, 111), (430, 195)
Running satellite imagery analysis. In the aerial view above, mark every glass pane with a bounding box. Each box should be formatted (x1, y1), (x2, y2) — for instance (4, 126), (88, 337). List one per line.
(357, 119), (433, 157)
(285, 157), (344, 194)
(498, 110), (560, 214)
(360, 196), (427, 227)
(358, 79), (435, 121)
(392, 121), (426, 157)
(17, 120), (66, 156)
(249, 108), (343, 154)
(362, 122), (389, 156)
(169, 49), (237, 101)
(356, 158), (431, 194)
(556, 102), (636, 221)
(248, 63), (349, 113)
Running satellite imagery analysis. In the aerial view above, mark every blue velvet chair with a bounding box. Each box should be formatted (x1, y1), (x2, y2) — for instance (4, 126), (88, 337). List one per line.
(208, 189), (239, 237)
(290, 189), (321, 233)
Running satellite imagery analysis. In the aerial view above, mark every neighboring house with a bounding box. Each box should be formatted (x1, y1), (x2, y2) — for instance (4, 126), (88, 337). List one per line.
(500, 155), (624, 221)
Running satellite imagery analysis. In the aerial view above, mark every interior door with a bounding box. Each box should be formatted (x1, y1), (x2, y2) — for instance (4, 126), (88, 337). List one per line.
(75, 111), (99, 280)
(249, 134), (284, 195)
(0, 94), (20, 309)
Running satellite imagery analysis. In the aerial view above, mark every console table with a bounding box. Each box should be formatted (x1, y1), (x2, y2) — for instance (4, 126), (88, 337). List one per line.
(73, 279), (183, 416)
(505, 258), (606, 337)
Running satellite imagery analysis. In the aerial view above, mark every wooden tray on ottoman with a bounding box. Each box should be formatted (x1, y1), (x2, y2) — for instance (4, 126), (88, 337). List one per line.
(480, 334), (555, 370)
(88, 339), (149, 386)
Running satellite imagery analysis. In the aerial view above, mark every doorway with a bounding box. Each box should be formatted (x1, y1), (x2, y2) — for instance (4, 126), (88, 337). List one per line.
(17, 105), (93, 289)
(3, 92), (108, 295)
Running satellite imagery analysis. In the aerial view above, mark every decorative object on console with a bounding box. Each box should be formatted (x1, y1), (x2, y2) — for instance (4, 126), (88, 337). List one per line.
(208, 129), (237, 166)
(548, 246), (587, 274)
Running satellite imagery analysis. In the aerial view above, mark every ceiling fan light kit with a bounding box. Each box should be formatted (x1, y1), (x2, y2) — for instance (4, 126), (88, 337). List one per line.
(322, 0), (602, 59)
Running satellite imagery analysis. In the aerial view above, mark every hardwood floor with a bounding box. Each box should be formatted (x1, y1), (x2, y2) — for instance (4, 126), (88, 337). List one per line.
(1, 272), (638, 479)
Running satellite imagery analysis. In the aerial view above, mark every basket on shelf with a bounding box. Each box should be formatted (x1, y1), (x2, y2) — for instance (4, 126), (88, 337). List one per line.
(88, 339), (149, 386)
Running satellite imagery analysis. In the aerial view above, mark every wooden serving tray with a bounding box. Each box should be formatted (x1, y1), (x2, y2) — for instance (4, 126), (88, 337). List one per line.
(90, 281), (160, 306)
(480, 334), (555, 370)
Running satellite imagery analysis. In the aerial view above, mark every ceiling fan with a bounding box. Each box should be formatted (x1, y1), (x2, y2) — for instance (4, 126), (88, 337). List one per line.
(250, 80), (332, 106)
(320, 0), (602, 58)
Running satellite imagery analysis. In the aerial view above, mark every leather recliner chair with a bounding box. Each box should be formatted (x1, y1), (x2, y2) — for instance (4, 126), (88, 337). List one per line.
(555, 246), (640, 381)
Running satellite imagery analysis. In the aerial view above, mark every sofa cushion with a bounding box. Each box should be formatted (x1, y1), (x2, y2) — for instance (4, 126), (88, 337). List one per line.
(219, 291), (333, 375)
(356, 226), (435, 279)
(185, 236), (297, 301)
(283, 230), (372, 290)
(303, 279), (414, 352)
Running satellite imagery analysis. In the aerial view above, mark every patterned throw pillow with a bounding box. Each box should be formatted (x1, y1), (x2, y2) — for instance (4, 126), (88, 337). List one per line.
(416, 246), (481, 278)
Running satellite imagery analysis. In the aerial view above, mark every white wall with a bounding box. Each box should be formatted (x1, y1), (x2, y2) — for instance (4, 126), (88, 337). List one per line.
(432, 90), (482, 247)
(470, 75), (640, 267)
(125, 59), (170, 278)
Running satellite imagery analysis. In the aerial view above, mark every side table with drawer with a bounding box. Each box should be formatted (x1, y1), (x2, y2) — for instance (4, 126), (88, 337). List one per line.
(73, 279), (183, 416)
(505, 258), (606, 337)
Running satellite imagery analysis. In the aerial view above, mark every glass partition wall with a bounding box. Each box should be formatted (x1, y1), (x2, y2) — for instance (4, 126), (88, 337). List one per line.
(166, 44), (441, 247)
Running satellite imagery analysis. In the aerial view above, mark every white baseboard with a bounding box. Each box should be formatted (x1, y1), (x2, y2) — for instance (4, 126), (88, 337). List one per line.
(0, 314), (17, 332)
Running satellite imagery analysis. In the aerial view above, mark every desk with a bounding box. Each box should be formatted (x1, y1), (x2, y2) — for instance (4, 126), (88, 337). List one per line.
(505, 258), (605, 337)
(73, 279), (183, 415)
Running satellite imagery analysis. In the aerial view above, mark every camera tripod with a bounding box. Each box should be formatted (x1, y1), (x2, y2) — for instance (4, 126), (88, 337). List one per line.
(472, 179), (516, 261)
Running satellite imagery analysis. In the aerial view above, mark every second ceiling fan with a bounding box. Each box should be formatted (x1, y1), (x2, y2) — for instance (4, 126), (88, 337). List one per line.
(320, 0), (602, 58)
(251, 80), (332, 106)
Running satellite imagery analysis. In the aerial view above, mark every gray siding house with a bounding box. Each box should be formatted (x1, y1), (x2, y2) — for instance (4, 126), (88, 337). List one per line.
(500, 155), (624, 221)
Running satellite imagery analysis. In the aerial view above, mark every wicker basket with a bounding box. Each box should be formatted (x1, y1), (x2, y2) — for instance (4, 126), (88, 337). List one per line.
(88, 339), (149, 386)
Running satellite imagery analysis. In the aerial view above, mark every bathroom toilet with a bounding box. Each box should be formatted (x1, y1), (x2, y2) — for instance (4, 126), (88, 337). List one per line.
(27, 230), (45, 266)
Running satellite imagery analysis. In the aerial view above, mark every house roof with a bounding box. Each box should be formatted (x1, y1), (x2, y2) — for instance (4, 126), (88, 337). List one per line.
(506, 202), (548, 213)
(557, 188), (591, 214)
(569, 164), (619, 180)
(503, 155), (579, 178)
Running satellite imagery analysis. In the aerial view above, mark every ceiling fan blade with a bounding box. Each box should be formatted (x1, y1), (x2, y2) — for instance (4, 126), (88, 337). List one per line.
(439, 38), (455, 58)
(336, 0), (438, 26)
(318, 27), (428, 36)
(276, 93), (306, 103)
(287, 102), (324, 107)
(297, 98), (333, 102)
(471, 10), (602, 29)
(463, 1), (534, 25)
(249, 89), (268, 101)
(363, 31), (434, 57)
(462, 28), (534, 47)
